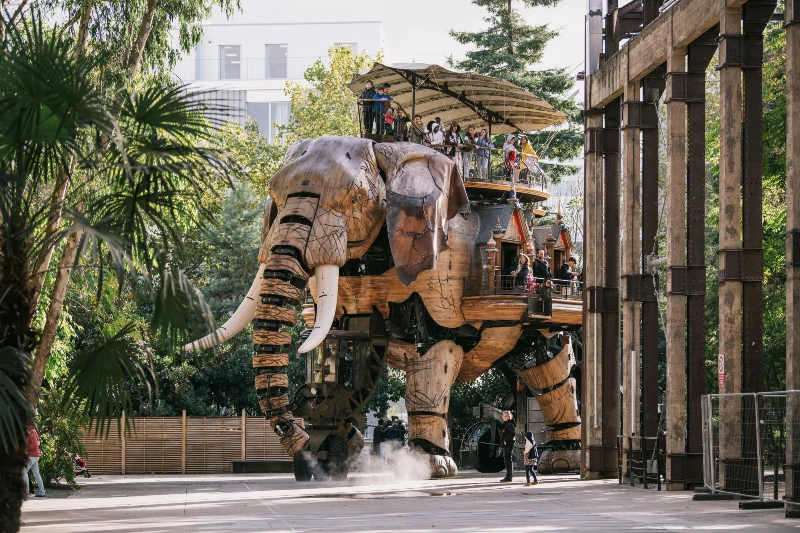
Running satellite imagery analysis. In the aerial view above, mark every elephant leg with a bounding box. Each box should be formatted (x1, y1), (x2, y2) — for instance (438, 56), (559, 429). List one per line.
(405, 340), (464, 478)
(253, 252), (310, 455)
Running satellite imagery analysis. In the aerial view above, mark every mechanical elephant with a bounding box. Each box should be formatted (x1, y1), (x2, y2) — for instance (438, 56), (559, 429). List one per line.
(185, 137), (484, 478)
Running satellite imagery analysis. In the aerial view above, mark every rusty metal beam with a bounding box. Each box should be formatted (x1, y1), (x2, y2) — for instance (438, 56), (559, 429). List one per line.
(602, 98), (622, 475)
(684, 27), (718, 485)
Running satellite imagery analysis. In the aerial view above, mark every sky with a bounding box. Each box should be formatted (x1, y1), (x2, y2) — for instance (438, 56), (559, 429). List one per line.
(212, 0), (587, 74)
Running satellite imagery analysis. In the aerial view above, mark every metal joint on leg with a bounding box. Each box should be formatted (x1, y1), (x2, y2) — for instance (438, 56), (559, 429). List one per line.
(718, 248), (765, 282)
(621, 101), (658, 130)
(586, 286), (620, 313)
(787, 230), (800, 267)
(664, 72), (707, 103)
(584, 127), (620, 154)
(717, 34), (765, 69)
(666, 265), (706, 295)
(621, 274), (657, 302)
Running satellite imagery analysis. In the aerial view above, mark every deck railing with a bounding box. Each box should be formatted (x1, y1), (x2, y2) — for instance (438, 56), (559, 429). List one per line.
(463, 274), (583, 299)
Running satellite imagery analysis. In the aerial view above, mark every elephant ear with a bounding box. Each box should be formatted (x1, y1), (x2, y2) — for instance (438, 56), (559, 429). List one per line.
(374, 142), (469, 285)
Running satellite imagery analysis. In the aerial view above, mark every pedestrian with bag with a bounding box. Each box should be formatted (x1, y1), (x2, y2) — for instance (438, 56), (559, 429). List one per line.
(523, 431), (539, 486)
(23, 423), (45, 498)
(499, 410), (516, 482)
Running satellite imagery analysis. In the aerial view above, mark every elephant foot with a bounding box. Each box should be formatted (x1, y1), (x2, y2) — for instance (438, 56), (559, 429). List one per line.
(429, 454), (458, 478)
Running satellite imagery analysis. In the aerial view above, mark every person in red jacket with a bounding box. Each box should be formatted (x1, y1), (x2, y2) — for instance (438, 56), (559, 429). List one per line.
(23, 424), (45, 497)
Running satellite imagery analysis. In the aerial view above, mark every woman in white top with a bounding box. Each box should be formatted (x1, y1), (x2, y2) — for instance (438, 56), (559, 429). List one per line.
(427, 123), (444, 151)
(523, 431), (539, 486)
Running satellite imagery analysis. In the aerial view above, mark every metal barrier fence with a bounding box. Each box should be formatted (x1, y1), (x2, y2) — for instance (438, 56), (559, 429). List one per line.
(617, 435), (664, 490)
(702, 392), (799, 502)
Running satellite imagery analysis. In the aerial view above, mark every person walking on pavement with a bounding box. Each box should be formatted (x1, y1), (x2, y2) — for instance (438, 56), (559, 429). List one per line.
(499, 410), (516, 482)
(23, 423), (45, 497)
(523, 431), (539, 486)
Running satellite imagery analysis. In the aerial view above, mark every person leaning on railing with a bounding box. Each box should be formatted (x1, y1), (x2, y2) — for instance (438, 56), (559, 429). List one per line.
(518, 135), (538, 184)
(408, 114), (425, 144)
(372, 83), (393, 135)
(474, 128), (493, 180)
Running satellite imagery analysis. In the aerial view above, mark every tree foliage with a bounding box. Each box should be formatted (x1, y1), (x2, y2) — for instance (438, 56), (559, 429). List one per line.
(449, 0), (582, 182)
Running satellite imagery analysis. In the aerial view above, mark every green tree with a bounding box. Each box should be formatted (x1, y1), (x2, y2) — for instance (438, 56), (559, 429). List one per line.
(449, 0), (582, 182)
(279, 46), (375, 144)
(0, 15), (233, 530)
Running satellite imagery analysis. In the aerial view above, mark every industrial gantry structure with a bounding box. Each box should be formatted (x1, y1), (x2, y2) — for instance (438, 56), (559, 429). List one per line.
(582, 0), (799, 491)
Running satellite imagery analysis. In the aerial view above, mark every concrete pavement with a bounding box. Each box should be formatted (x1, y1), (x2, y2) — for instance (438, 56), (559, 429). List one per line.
(21, 471), (800, 532)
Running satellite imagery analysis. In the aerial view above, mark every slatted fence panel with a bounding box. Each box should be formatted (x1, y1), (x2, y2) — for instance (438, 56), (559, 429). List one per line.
(81, 430), (123, 474)
(125, 417), (183, 473)
(245, 416), (292, 462)
(185, 417), (242, 473)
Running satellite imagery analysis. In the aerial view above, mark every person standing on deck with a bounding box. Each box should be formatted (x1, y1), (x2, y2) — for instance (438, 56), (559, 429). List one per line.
(460, 125), (476, 179)
(358, 79), (376, 134)
(518, 135), (538, 184)
(475, 129), (493, 180)
(533, 248), (552, 282)
(372, 84), (393, 135)
(444, 121), (461, 160)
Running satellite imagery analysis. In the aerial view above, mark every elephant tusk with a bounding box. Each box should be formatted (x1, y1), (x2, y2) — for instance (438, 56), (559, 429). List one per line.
(297, 264), (339, 354)
(182, 264), (265, 351)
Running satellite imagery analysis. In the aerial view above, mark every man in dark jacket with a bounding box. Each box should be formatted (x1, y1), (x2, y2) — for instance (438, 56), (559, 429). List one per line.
(359, 80), (376, 134)
(532, 249), (553, 281)
(499, 410), (516, 482)
(556, 256), (577, 284)
(372, 419), (385, 456)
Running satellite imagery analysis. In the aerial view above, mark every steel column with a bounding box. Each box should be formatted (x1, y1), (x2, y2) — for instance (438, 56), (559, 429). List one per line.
(685, 29), (718, 486)
(603, 98), (622, 475)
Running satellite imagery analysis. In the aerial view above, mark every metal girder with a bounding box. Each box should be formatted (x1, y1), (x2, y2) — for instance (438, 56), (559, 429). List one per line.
(621, 101), (658, 129)
(621, 274), (657, 301)
(665, 72), (706, 102)
(666, 266), (706, 295)
(717, 249), (765, 282)
(586, 287), (621, 313)
(789, 230), (800, 267)
(584, 127), (621, 153)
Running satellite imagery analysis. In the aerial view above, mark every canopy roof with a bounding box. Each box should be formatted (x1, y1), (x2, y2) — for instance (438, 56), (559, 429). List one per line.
(349, 63), (567, 134)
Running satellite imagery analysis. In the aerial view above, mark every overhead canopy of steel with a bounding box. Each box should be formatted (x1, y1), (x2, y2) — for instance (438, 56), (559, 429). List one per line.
(349, 63), (567, 134)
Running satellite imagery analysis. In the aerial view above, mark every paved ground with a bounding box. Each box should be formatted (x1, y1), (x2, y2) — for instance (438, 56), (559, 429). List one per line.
(21, 470), (800, 532)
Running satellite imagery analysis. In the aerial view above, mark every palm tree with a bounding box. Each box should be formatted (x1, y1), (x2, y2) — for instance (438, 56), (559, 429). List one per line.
(0, 15), (231, 531)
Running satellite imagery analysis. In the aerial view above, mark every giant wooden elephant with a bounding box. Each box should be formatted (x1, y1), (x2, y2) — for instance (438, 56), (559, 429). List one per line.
(185, 136), (580, 479)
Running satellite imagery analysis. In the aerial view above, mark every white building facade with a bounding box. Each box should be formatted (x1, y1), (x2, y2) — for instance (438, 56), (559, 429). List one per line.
(174, 4), (382, 141)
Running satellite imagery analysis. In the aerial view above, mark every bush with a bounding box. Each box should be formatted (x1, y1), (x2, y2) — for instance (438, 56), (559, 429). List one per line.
(36, 389), (87, 489)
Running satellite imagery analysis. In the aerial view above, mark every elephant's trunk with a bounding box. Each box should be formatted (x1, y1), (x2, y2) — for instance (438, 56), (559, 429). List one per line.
(252, 248), (310, 455)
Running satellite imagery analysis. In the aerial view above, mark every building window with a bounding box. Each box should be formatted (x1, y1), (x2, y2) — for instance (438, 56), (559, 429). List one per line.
(219, 45), (241, 80)
(265, 44), (288, 79)
(334, 43), (358, 53)
(246, 102), (291, 142)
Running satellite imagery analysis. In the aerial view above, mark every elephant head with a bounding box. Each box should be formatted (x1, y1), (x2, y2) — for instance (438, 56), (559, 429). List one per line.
(183, 137), (467, 452)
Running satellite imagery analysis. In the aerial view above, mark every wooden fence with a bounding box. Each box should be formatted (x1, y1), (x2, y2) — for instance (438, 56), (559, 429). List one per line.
(80, 411), (291, 474)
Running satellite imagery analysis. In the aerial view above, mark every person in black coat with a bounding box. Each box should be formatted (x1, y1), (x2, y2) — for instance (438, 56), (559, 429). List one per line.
(499, 410), (516, 482)
(556, 256), (577, 285)
(512, 254), (530, 290)
(359, 80), (376, 134)
(532, 249), (552, 281)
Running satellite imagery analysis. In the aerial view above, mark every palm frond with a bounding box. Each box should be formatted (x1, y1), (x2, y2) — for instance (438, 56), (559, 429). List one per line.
(151, 268), (216, 350)
(0, 347), (33, 452)
(61, 323), (151, 438)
